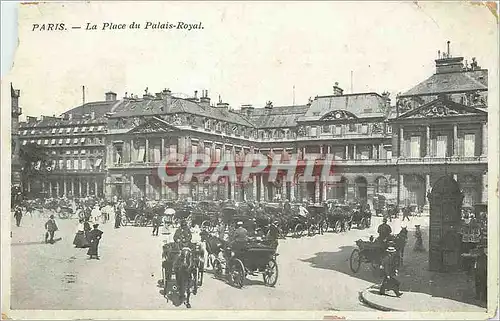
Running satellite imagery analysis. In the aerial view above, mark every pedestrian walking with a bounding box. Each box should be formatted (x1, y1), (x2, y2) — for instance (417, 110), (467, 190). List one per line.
(402, 206), (411, 222)
(13, 205), (23, 227)
(44, 215), (59, 244)
(379, 246), (402, 297)
(87, 224), (103, 260)
(152, 213), (160, 236)
(73, 218), (89, 248)
(413, 225), (425, 252)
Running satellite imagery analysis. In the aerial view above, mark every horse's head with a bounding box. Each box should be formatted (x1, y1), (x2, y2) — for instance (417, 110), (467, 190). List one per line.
(179, 247), (193, 270)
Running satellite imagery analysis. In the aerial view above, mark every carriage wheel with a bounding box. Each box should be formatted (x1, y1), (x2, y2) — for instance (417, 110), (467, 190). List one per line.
(349, 249), (361, 273)
(213, 259), (223, 278)
(229, 259), (245, 289)
(294, 224), (305, 238)
(263, 258), (278, 287)
(334, 221), (342, 233)
(201, 220), (211, 232)
(320, 221), (329, 234)
(134, 215), (142, 226)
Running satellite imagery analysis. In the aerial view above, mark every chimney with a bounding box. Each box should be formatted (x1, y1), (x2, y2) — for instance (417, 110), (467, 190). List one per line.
(105, 91), (117, 101)
(265, 101), (273, 109)
(216, 101), (230, 111)
(199, 89), (210, 108)
(68, 113), (73, 121)
(91, 111), (96, 119)
(381, 91), (391, 107)
(161, 88), (172, 110)
(333, 82), (344, 96)
(435, 41), (464, 74)
(194, 90), (198, 100)
(27, 116), (37, 123)
(240, 104), (254, 115)
(155, 93), (162, 99)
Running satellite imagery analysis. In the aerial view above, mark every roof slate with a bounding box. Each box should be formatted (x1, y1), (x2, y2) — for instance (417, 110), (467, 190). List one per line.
(401, 70), (488, 97)
(299, 93), (386, 121)
(248, 105), (309, 128)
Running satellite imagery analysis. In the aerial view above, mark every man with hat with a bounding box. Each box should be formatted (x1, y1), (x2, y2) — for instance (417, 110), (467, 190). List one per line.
(230, 221), (249, 254)
(87, 223), (103, 259)
(474, 244), (487, 302)
(377, 217), (392, 243)
(413, 225), (425, 252)
(174, 219), (192, 249)
(379, 246), (402, 297)
(13, 205), (23, 227)
(44, 214), (58, 244)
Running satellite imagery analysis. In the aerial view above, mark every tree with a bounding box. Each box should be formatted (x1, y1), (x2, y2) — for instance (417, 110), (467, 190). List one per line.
(19, 142), (49, 196)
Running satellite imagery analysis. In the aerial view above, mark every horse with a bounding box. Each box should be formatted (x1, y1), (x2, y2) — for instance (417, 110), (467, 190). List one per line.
(174, 247), (195, 308)
(200, 230), (227, 269)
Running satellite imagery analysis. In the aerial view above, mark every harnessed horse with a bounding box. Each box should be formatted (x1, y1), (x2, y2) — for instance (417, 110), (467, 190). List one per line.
(200, 230), (227, 269)
(174, 247), (195, 308)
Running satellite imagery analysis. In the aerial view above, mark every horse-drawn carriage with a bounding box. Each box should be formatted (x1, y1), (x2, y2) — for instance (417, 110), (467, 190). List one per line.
(161, 241), (204, 308)
(323, 201), (351, 233)
(212, 240), (279, 288)
(349, 203), (372, 229)
(349, 228), (408, 273)
(191, 201), (220, 232)
(306, 204), (326, 236)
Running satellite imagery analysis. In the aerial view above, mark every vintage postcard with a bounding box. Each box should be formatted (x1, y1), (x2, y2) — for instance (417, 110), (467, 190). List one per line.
(1, 1), (498, 320)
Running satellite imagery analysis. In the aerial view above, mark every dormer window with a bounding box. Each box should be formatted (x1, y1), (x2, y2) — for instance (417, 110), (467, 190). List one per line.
(322, 125), (330, 133)
(310, 126), (317, 137)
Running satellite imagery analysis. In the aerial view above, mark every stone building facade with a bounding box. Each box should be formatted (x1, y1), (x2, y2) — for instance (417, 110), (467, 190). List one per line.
(17, 47), (488, 207)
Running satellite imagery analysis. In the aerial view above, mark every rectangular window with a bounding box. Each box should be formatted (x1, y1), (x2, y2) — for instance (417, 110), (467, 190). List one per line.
(310, 127), (317, 137)
(67, 159), (72, 169)
(22, 130), (27, 135)
(94, 158), (102, 168)
(153, 145), (161, 163)
(410, 136), (421, 158)
(66, 138), (71, 144)
(22, 140), (27, 145)
(168, 145), (177, 161)
(97, 126), (104, 131)
(81, 159), (87, 169)
(436, 135), (447, 158)
(59, 159), (64, 169)
(50, 139), (56, 145)
(73, 127), (78, 133)
(204, 147), (211, 158)
(464, 134), (475, 157)
(58, 139), (63, 145)
(348, 124), (356, 132)
(361, 124), (369, 134)
(73, 159), (79, 170)
(322, 125), (330, 133)
(65, 150), (71, 155)
(137, 145), (146, 162)
(73, 138), (79, 144)
(73, 150), (78, 155)
(89, 126), (94, 131)
(51, 128), (56, 134)
(44, 139), (49, 145)
(215, 148), (221, 162)
(80, 150), (86, 154)
(80, 137), (86, 143)
(30, 130), (35, 134)
(331, 147), (343, 160)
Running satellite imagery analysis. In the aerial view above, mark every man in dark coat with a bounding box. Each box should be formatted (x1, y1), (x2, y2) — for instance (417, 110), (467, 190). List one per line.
(152, 214), (160, 236)
(475, 245), (487, 301)
(402, 206), (411, 222)
(87, 224), (103, 259)
(14, 205), (23, 227)
(44, 215), (58, 244)
(379, 247), (402, 297)
(230, 221), (249, 254)
(377, 217), (392, 243)
(174, 220), (192, 248)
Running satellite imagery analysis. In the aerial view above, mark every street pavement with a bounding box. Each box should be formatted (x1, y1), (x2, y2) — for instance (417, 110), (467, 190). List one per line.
(9, 212), (478, 311)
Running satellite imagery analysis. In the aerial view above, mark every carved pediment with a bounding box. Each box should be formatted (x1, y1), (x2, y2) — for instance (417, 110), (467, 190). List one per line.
(398, 98), (486, 120)
(128, 116), (180, 134)
(320, 110), (358, 121)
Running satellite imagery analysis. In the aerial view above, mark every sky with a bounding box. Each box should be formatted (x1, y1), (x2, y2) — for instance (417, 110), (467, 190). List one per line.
(2, 1), (498, 120)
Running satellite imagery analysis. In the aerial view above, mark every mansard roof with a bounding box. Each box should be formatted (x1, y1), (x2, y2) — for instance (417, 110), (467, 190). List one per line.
(109, 97), (254, 127)
(248, 105), (309, 128)
(298, 93), (387, 122)
(400, 69), (487, 97)
(394, 97), (487, 121)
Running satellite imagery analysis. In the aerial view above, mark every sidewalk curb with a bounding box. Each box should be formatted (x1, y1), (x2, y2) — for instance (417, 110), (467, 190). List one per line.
(358, 287), (402, 312)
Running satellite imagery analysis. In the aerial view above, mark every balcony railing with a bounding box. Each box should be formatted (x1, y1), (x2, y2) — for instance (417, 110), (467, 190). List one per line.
(398, 156), (487, 164)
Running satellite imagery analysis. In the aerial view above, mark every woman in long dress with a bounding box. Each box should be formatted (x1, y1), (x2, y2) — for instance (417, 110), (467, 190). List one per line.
(73, 219), (88, 248)
(87, 224), (104, 259)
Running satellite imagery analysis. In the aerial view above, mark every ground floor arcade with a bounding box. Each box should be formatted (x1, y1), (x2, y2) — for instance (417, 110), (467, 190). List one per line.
(25, 175), (106, 198)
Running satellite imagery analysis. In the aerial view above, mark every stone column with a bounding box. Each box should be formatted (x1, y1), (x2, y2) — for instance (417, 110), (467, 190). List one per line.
(56, 181), (60, 197)
(399, 127), (404, 157)
(398, 174), (404, 206)
(145, 138), (150, 162)
(425, 174), (431, 207)
(290, 177), (295, 201)
(130, 139), (135, 162)
(379, 143), (384, 159)
(322, 182), (327, 202)
(252, 175), (257, 201)
(257, 174), (263, 201)
(453, 124), (458, 156)
(145, 175), (150, 199)
(63, 179), (67, 196)
(130, 175), (135, 198)
(230, 177), (236, 200)
(426, 125), (431, 157)
(353, 145), (357, 160)
(282, 179), (287, 200)
(41, 182), (45, 195)
(315, 180), (320, 203)
(453, 174), (458, 182)
(95, 180), (98, 196)
(482, 122), (487, 156)
(71, 179), (75, 197)
(27, 181), (31, 193)
(79, 180), (83, 197)
(86, 180), (90, 196)
(49, 181), (53, 197)
(345, 145), (349, 160)
(481, 172), (488, 203)
(161, 138), (165, 160)
(372, 144), (376, 159)
(327, 145), (331, 154)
